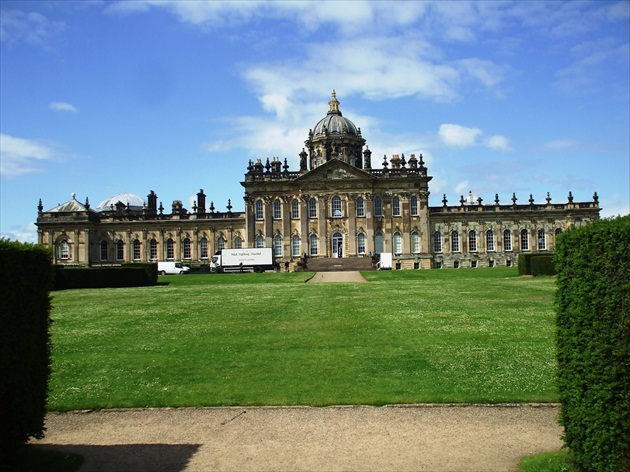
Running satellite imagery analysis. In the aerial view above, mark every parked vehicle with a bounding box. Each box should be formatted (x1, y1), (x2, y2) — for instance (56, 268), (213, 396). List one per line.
(376, 252), (393, 270)
(157, 261), (190, 275)
(210, 248), (277, 273)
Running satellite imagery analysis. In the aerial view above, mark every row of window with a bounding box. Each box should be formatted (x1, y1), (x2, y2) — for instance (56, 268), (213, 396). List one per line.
(255, 195), (420, 220)
(433, 228), (561, 253)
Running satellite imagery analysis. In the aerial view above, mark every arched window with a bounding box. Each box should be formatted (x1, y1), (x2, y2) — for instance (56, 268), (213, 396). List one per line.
(486, 230), (495, 252)
(166, 238), (174, 259)
(503, 230), (512, 251)
(375, 232), (384, 254)
(521, 229), (529, 251)
(374, 196), (383, 217)
(291, 199), (299, 219)
(393, 232), (402, 254)
(100, 240), (108, 261)
(256, 235), (265, 248)
(555, 228), (563, 236)
(357, 233), (366, 254)
(234, 236), (242, 249)
(255, 200), (263, 220)
(309, 234), (318, 256)
(469, 231), (477, 252)
(200, 238), (208, 259)
(332, 196), (342, 217)
(149, 239), (158, 260)
(273, 235), (282, 257)
(356, 197), (365, 217)
(183, 238), (191, 259)
(392, 197), (401, 217)
(411, 196), (418, 216)
(133, 239), (141, 260)
(116, 240), (124, 261)
(411, 231), (420, 253)
(433, 231), (442, 253)
(217, 236), (226, 251)
(538, 229), (546, 250)
(273, 199), (281, 219)
(308, 198), (317, 218)
(292, 235), (300, 257)
(59, 239), (70, 260)
(451, 231), (460, 252)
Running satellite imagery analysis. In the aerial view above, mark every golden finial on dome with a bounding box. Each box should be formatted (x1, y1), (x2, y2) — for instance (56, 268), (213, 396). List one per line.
(328, 89), (340, 114)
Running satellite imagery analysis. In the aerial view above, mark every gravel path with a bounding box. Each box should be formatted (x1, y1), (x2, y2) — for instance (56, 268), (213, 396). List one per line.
(32, 404), (562, 471)
(307, 271), (368, 283)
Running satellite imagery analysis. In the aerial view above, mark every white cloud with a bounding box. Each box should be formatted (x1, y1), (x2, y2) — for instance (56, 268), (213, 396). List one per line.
(439, 124), (482, 147)
(0, 9), (65, 47)
(0, 134), (55, 177)
(0, 222), (38, 244)
(484, 135), (511, 151)
(540, 139), (578, 151)
(49, 101), (78, 112)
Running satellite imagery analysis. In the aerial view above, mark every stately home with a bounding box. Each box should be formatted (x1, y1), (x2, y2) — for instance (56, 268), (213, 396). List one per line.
(36, 91), (600, 270)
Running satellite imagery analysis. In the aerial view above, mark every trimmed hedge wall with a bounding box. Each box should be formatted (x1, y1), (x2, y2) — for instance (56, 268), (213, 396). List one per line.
(53, 263), (157, 290)
(0, 239), (53, 463)
(555, 216), (630, 472)
(518, 253), (556, 276)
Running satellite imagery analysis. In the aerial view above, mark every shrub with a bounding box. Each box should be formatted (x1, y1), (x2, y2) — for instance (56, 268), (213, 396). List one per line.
(54, 263), (157, 290)
(518, 253), (556, 276)
(555, 216), (630, 472)
(0, 239), (53, 463)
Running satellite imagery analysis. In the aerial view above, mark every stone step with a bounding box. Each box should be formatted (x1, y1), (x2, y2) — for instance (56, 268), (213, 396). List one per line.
(302, 257), (375, 272)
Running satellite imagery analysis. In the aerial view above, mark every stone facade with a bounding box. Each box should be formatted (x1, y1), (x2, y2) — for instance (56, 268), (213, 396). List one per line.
(36, 92), (600, 269)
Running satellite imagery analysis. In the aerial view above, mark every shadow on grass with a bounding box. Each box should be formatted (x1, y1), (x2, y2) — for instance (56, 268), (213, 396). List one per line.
(27, 443), (200, 472)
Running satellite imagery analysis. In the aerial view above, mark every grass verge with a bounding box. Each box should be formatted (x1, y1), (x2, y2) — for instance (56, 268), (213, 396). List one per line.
(520, 449), (575, 472)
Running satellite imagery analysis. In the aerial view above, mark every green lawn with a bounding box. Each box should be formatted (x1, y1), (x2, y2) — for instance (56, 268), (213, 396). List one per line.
(47, 267), (559, 410)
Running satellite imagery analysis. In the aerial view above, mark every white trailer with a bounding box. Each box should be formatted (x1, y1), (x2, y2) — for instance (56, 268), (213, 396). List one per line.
(210, 248), (277, 273)
(376, 252), (393, 270)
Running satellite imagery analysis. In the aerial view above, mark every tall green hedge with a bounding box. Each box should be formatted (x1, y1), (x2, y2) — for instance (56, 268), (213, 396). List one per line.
(53, 263), (157, 290)
(518, 253), (556, 276)
(0, 239), (53, 463)
(555, 216), (630, 472)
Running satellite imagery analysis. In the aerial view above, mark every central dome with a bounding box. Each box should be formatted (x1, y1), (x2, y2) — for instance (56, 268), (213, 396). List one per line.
(312, 90), (359, 138)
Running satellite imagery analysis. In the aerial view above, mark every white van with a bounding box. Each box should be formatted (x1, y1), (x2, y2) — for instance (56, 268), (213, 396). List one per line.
(157, 261), (190, 275)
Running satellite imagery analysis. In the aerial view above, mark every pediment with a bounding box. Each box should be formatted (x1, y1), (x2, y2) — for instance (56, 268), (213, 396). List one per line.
(295, 159), (376, 183)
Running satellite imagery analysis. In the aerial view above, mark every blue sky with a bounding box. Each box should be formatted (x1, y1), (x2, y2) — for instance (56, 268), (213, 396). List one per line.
(1, 0), (628, 243)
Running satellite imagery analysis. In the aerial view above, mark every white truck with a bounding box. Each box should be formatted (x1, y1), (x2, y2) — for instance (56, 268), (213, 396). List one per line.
(210, 248), (277, 273)
(158, 261), (191, 275)
(376, 252), (393, 270)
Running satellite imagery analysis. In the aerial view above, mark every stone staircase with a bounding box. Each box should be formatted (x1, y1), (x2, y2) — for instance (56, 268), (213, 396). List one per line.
(301, 256), (375, 272)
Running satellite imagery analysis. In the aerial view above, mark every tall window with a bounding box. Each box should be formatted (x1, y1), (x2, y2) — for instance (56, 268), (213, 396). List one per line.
(291, 199), (299, 219)
(100, 240), (108, 261)
(273, 199), (281, 219)
(332, 196), (342, 217)
(356, 197), (365, 217)
(357, 233), (366, 254)
(149, 239), (157, 260)
(411, 196), (418, 216)
(255, 200), (263, 220)
(59, 239), (70, 260)
(308, 198), (317, 218)
(217, 236), (226, 251)
(200, 238), (208, 259)
(469, 231), (477, 252)
(273, 235), (282, 257)
(393, 232), (402, 254)
(374, 196), (383, 217)
(521, 229), (529, 251)
(538, 229), (546, 250)
(411, 231), (420, 253)
(133, 239), (141, 260)
(309, 234), (318, 255)
(434, 231), (442, 253)
(166, 238), (174, 259)
(392, 196), (401, 217)
(292, 235), (300, 257)
(375, 232), (384, 254)
(451, 231), (460, 252)
(116, 240), (124, 260)
(183, 238), (191, 259)
(256, 235), (265, 248)
(503, 230), (512, 251)
(234, 236), (242, 249)
(486, 230), (495, 252)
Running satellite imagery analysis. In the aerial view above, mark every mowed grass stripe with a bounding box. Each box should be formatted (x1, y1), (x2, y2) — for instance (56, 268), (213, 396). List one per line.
(47, 268), (558, 410)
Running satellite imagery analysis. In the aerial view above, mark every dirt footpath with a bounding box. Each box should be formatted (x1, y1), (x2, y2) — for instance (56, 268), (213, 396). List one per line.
(307, 271), (368, 283)
(33, 404), (562, 472)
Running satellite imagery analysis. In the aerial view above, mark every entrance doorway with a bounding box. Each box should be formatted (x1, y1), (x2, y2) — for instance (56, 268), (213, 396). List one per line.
(332, 232), (343, 258)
